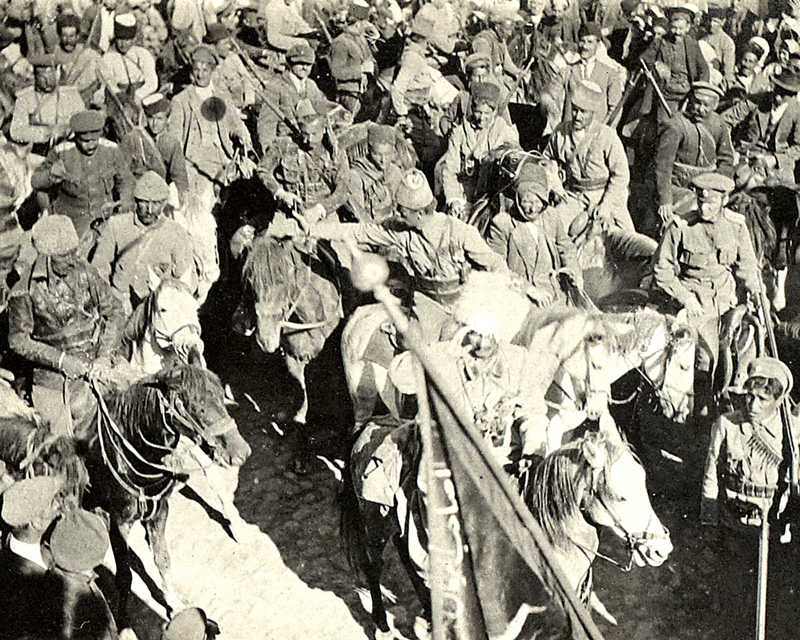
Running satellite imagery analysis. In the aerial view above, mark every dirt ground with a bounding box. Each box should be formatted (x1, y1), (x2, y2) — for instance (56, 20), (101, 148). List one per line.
(123, 283), (800, 640)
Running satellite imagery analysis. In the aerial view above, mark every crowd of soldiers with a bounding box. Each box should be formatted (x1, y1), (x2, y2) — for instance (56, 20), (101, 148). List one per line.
(1, 0), (800, 636)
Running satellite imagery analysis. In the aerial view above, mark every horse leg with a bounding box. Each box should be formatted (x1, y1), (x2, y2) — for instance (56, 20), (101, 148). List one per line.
(774, 267), (788, 312)
(285, 354), (309, 425)
(144, 501), (184, 615)
(110, 518), (134, 628)
(393, 532), (431, 622)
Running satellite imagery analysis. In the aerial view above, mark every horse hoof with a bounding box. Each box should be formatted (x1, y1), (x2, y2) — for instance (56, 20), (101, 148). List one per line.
(413, 616), (431, 640)
(375, 629), (394, 640)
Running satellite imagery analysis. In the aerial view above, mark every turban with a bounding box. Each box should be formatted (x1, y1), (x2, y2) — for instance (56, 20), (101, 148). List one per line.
(572, 80), (604, 111)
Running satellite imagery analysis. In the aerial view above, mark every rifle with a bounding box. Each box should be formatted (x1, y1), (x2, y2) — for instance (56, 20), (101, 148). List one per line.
(639, 59), (672, 119)
(313, 9), (334, 45)
(755, 288), (799, 495)
(605, 67), (642, 127)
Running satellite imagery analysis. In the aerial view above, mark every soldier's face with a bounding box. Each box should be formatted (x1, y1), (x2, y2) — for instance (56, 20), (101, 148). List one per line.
(291, 61), (313, 80)
(578, 34), (599, 60)
(147, 111), (168, 135)
(299, 120), (324, 148)
(471, 102), (496, 130)
(709, 17), (724, 34)
(746, 387), (781, 424)
(60, 26), (79, 52)
(34, 67), (58, 93)
(571, 104), (594, 130)
(517, 190), (546, 220)
(469, 63), (491, 83)
(192, 60), (215, 87)
(136, 199), (164, 225)
(368, 142), (395, 170)
(669, 15), (691, 38)
(465, 330), (499, 359)
(688, 92), (718, 120)
(740, 51), (759, 74)
(50, 248), (79, 276)
(76, 132), (100, 156)
(115, 36), (134, 55)
(215, 38), (233, 59)
(696, 191), (724, 221)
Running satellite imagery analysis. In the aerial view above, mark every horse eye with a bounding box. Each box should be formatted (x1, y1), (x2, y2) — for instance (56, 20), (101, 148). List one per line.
(586, 333), (604, 345)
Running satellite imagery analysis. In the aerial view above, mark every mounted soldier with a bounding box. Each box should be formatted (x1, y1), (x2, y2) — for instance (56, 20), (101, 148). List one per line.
(7, 215), (125, 438)
(652, 173), (762, 415)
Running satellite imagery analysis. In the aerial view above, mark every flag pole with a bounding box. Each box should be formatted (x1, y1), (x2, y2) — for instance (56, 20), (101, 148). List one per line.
(755, 507), (769, 640)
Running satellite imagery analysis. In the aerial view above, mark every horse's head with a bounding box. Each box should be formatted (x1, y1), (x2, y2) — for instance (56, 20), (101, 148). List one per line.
(242, 235), (334, 354)
(559, 315), (621, 420)
(142, 276), (205, 365)
(154, 365), (251, 467)
(580, 434), (673, 568)
(654, 323), (696, 423)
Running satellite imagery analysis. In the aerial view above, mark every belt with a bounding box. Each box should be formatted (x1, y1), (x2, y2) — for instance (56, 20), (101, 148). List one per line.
(724, 475), (776, 499)
(567, 177), (607, 192)
(414, 274), (464, 306)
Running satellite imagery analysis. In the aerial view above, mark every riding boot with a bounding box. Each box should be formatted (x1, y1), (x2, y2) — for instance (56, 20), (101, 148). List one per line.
(693, 370), (715, 421)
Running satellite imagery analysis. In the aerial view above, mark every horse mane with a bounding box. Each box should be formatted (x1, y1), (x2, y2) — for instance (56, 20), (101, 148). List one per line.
(108, 380), (166, 444)
(528, 434), (630, 550)
(242, 235), (305, 301)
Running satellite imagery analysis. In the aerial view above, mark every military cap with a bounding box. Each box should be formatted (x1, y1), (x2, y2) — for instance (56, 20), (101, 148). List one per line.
(349, 0), (371, 21)
(578, 22), (602, 38)
(134, 171), (170, 201)
(295, 98), (321, 123)
(49, 509), (110, 573)
(287, 43), (315, 65)
(692, 80), (724, 98)
(747, 36), (770, 61)
(142, 92), (169, 116)
(1, 476), (61, 528)
(572, 80), (604, 111)
(191, 44), (218, 66)
(114, 13), (138, 40)
(706, 5), (726, 20)
(773, 67), (800, 93)
(395, 169), (434, 210)
(27, 52), (60, 68)
(470, 81), (501, 107)
(516, 162), (549, 197)
(465, 51), (492, 70)
(410, 15), (435, 39)
(31, 215), (79, 256)
(747, 357), (793, 397)
(690, 172), (735, 195)
(367, 125), (396, 147)
(163, 607), (219, 640)
(205, 22), (232, 44)
(70, 109), (105, 134)
(664, 3), (698, 20)
(56, 14), (82, 32)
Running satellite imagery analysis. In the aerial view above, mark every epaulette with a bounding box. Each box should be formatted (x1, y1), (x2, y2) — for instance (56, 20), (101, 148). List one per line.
(723, 208), (746, 225)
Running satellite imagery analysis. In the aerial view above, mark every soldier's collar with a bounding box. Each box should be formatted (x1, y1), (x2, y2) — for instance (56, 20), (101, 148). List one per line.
(461, 348), (506, 381)
(30, 255), (50, 281)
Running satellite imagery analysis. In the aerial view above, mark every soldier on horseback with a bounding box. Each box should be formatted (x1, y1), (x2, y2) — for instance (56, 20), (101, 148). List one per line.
(486, 161), (581, 307)
(652, 172), (762, 415)
(7, 215), (126, 439)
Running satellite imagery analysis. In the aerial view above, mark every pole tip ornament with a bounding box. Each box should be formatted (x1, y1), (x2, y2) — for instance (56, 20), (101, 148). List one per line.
(349, 244), (390, 294)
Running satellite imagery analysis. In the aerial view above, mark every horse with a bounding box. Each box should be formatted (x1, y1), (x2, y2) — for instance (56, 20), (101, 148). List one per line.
(124, 276), (206, 376)
(525, 432), (673, 622)
(340, 423), (673, 637)
(237, 232), (342, 425)
(83, 364), (251, 623)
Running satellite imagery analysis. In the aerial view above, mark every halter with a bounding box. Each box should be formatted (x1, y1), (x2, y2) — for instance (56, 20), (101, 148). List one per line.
(549, 332), (611, 413)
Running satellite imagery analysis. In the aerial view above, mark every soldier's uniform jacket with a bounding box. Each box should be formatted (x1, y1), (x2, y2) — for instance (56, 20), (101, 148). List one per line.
(168, 83), (251, 183)
(390, 40), (433, 117)
(212, 54), (258, 110)
(441, 116), (520, 206)
(98, 46), (158, 104)
(652, 209), (760, 316)
(255, 73), (334, 151)
(91, 212), (197, 303)
(655, 111), (735, 206)
(486, 207), (578, 300)
(59, 44), (102, 105)
(702, 410), (799, 527)
(7, 257), (124, 388)
(258, 136), (348, 213)
(31, 139), (135, 240)
(118, 128), (190, 199)
(9, 85), (85, 148)
(329, 25), (375, 95)
(340, 156), (404, 223)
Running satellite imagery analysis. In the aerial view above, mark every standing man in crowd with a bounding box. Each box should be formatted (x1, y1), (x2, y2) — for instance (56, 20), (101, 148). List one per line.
(97, 13), (158, 106)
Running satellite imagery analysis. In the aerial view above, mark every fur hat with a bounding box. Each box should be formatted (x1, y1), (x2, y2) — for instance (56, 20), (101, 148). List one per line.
(470, 81), (501, 108)
(134, 171), (170, 201)
(395, 170), (434, 210)
(70, 110), (105, 134)
(1, 477), (61, 528)
(571, 80), (604, 111)
(516, 162), (550, 199)
(114, 13), (138, 40)
(367, 125), (396, 147)
(56, 14), (82, 32)
(31, 215), (79, 256)
(49, 509), (109, 573)
(578, 22), (602, 38)
(205, 22), (232, 44)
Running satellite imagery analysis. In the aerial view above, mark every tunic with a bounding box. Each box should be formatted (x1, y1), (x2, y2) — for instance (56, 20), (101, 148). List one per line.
(340, 156), (404, 223)
(9, 86), (85, 148)
(97, 46), (158, 105)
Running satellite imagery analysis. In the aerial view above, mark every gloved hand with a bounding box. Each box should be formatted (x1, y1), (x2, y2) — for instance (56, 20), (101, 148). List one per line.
(657, 204), (674, 224)
(527, 285), (554, 307)
(683, 296), (703, 318)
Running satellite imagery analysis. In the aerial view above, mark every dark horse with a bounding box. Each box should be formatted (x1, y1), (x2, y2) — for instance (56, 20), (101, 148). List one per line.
(83, 363), (251, 623)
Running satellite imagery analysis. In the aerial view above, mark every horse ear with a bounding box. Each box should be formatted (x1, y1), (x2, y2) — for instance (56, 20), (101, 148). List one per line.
(147, 265), (162, 292)
(582, 436), (608, 470)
